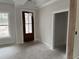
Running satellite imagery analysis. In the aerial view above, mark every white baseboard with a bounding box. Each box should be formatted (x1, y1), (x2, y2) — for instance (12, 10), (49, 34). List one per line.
(0, 42), (15, 45)
(41, 41), (54, 50)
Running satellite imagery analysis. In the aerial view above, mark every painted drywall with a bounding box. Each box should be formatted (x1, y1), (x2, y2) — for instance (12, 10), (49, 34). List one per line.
(54, 12), (68, 47)
(0, 1), (39, 44)
(0, 3), (16, 45)
(38, 0), (69, 49)
(73, 0), (79, 58)
(15, 1), (38, 44)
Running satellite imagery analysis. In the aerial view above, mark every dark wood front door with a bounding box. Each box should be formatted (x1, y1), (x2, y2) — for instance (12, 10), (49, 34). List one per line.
(22, 11), (34, 42)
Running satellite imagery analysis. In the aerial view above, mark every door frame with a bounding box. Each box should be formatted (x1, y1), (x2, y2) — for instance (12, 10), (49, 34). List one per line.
(52, 0), (77, 59)
(22, 11), (34, 42)
(67, 0), (77, 59)
(52, 9), (69, 50)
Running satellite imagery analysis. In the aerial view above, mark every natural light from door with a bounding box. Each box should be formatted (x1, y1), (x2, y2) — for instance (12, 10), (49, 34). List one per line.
(25, 13), (32, 34)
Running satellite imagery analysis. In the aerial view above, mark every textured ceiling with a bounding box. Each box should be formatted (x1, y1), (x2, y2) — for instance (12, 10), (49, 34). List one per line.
(0, 0), (57, 7)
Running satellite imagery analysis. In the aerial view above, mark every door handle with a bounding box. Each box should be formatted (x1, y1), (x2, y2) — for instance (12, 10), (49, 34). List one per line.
(75, 31), (77, 35)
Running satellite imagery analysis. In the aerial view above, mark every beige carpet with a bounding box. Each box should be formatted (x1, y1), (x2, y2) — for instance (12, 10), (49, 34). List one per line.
(0, 41), (66, 59)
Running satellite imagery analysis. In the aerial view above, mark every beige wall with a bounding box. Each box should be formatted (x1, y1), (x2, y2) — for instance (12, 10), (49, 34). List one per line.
(37, 0), (69, 49)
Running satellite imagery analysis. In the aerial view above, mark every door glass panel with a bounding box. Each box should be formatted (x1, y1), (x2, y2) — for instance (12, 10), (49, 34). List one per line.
(25, 13), (29, 23)
(29, 13), (32, 23)
(25, 13), (32, 34)
(29, 24), (32, 33)
(25, 24), (29, 33)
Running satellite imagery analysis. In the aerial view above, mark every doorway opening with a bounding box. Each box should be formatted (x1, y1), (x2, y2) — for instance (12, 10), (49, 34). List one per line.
(53, 10), (68, 53)
(22, 11), (34, 42)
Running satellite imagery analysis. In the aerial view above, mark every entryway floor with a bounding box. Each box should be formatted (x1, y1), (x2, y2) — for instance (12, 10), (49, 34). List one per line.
(0, 41), (66, 59)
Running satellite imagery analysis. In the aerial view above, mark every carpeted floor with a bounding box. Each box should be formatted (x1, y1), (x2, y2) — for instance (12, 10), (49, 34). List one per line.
(0, 41), (66, 59)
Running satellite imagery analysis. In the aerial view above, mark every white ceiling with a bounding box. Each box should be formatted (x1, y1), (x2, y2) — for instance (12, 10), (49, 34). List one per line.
(0, 0), (14, 4)
(33, 0), (52, 7)
(0, 0), (58, 7)
(13, 0), (28, 6)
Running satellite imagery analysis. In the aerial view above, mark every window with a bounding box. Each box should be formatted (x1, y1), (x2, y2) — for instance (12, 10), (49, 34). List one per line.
(0, 13), (10, 38)
(25, 13), (32, 34)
